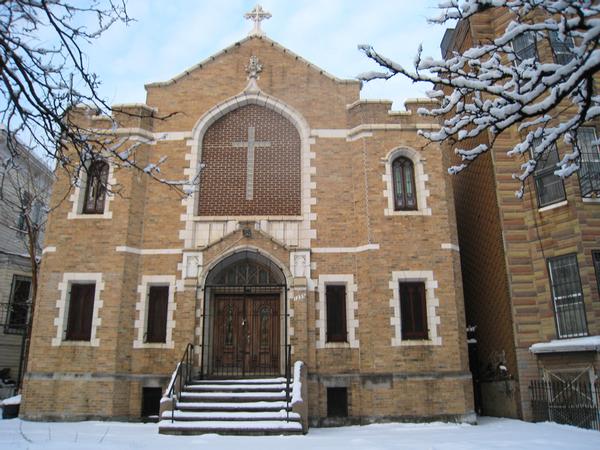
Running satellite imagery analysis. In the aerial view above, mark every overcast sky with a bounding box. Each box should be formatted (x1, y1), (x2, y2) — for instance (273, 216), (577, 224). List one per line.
(84, 0), (450, 110)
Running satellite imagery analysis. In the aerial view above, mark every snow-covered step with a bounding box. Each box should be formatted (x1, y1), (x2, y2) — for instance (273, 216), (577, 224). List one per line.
(159, 375), (301, 436)
(185, 383), (287, 392)
(189, 377), (287, 384)
(161, 410), (301, 421)
(158, 419), (303, 436)
(179, 391), (287, 402)
(176, 400), (289, 412)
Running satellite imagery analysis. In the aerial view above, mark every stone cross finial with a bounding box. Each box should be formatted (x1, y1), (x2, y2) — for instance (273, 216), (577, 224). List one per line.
(244, 4), (271, 37)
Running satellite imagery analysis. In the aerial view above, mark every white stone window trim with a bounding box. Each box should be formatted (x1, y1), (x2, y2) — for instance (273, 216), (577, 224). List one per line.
(389, 270), (441, 346)
(52, 272), (104, 347)
(382, 147), (431, 216)
(133, 275), (178, 349)
(316, 274), (359, 349)
(67, 160), (116, 220)
(538, 199), (568, 213)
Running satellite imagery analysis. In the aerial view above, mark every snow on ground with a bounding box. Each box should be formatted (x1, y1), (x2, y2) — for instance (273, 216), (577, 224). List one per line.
(0, 416), (598, 450)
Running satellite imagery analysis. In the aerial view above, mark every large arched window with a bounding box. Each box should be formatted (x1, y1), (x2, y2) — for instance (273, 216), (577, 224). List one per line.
(392, 157), (417, 211)
(83, 160), (109, 214)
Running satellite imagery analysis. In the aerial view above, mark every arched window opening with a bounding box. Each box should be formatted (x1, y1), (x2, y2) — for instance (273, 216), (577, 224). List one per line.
(83, 160), (109, 214)
(392, 157), (417, 211)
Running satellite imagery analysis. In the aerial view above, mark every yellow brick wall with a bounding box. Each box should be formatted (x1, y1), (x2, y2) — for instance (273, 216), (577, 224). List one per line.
(21, 35), (473, 423)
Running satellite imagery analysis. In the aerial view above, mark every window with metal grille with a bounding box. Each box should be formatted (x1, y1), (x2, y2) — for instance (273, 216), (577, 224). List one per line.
(65, 283), (95, 341)
(400, 282), (428, 340)
(513, 31), (538, 63)
(327, 387), (348, 417)
(577, 127), (600, 198)
(532, 142), (566, 207)
(5, 275), (31, 334)
(145, 286), (168, 343)
(549, 31), (575, 65)
(326, 285), (347, 343)
(547, 254), (588, 338)
(83, 160), (109, 214)
(392, 157), (417, 211)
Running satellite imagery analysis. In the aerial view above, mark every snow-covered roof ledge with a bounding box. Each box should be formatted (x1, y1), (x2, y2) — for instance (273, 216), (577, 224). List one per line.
(530, 336), (600, 354)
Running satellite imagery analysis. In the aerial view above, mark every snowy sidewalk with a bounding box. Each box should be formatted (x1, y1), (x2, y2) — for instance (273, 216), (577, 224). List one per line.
(1, 416), (599, 449)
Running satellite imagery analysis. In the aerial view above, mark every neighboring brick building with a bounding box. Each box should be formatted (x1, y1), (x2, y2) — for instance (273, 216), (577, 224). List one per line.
(20, 11), (474, 428)
(441, 8), (600, 421)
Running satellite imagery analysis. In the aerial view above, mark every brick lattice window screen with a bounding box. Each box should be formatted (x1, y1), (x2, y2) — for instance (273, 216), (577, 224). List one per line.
(198, 104), (301, 216)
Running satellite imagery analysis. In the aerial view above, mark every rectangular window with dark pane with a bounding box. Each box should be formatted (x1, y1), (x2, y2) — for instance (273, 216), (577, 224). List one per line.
(65, 283), (95, 341)
(400, 282), (428, 340)
(327, 387), (348, 417)
(577, 127), (600, 198)
(326, 285), (347, 343)
(146, 286), (169, 343)
(6, 275), (31, 334)
(532, 142), (566, 207)
(549, 31), (575, 65)
(547, 254), (587, 338)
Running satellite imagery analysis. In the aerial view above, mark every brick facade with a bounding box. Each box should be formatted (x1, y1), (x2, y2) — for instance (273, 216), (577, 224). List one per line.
(443, 7), (600, 421)
(21, 34), (474, 426)
(198, 104), (301, 216)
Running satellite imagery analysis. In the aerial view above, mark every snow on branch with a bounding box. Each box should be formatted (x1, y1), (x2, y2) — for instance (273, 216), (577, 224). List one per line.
(359, 0), (600, 198)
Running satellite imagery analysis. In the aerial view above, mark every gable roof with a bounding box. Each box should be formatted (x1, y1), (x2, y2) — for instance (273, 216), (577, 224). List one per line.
(145, 35), (360, 89)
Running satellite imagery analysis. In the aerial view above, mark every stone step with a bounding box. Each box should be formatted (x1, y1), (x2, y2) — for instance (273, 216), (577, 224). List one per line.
(179, 391), (287, 403)
(158, 419), (303, 436)
(161, 410), (301, 421)
(176, 400), (289, 412)
(185, 383), (287, 393)
(189, 377), (287, 385)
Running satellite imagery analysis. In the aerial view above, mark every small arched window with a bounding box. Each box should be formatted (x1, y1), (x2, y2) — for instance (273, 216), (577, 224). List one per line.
(392, 157), (417, 211)
(83, 160), (109, 214)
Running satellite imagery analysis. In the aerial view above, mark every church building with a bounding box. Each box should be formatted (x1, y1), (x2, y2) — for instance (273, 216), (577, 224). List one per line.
(21, 6), (474, 432)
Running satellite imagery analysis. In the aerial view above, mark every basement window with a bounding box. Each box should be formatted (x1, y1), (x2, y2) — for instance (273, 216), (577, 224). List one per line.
(327, 387), (348, 417)
(141, 387), (162, 420)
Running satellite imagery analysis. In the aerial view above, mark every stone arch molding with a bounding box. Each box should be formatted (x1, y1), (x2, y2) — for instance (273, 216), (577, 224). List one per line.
(382, 146), (431, 216)
(198, 245), (294, 290)
(191, 91), (311, 151)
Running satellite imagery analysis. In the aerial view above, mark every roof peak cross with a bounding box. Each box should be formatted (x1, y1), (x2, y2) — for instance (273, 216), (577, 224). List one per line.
(244, 4), (271, 37)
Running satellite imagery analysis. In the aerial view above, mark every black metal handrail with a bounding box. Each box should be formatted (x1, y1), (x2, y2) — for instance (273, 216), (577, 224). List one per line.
(166, 343), (194, 423)
(285, 343), (291, 421)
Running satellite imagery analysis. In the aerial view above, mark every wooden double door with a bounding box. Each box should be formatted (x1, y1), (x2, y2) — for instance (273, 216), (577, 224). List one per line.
(211, 294), (280, 377)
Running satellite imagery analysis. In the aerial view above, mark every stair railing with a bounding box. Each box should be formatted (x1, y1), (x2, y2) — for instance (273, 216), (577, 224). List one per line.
(165, 343), (194, 423)
(285, 343), (291, 421)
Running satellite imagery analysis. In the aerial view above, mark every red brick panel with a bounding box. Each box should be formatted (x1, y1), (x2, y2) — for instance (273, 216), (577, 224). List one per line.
(198, 104), (301, 216)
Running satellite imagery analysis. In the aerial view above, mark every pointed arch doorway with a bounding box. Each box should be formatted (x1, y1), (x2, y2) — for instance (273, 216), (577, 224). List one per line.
(200, 250), (289, 378)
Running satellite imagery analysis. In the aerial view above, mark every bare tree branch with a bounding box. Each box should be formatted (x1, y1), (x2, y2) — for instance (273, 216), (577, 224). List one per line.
(358, 0), (600, 198)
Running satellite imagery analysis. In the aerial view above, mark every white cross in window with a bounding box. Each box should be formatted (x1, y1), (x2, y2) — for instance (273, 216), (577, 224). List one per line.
(232, 127), (271, 200)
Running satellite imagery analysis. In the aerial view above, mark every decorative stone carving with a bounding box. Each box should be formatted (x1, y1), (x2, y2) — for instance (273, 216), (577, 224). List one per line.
(244, 56), (263, 93)
(290, 251), (310, 279)
(246, 56), (263, 80)
(183, 252), (202, 279)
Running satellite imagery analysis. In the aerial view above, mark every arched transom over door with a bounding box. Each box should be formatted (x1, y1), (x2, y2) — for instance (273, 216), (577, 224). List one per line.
(197, 104), (301, 216)
(203, 251), (287, 378)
